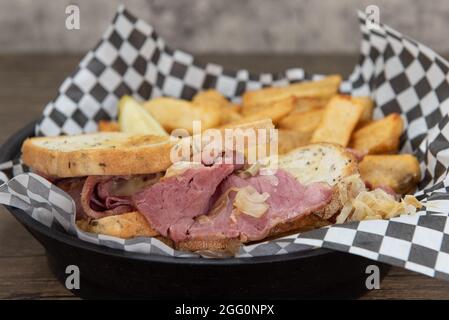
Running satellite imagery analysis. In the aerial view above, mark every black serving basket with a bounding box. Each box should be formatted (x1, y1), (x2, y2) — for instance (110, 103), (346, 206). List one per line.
(0, 122), (390, 299)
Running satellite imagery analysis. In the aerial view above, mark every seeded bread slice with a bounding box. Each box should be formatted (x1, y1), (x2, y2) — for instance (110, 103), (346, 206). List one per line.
(22, 119), (275, 178)
(75, 211), (174, 247)
(76, 211), (158, 238)
(278, 143), (358, 186)
(22, 133), (177, 178)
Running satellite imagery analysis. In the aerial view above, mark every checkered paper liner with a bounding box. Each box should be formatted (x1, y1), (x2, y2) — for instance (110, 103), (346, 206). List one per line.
(1, 6), (449, 278)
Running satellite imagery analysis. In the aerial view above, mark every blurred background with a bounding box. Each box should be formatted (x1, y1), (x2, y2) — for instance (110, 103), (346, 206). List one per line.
(1, 0), (449, 55)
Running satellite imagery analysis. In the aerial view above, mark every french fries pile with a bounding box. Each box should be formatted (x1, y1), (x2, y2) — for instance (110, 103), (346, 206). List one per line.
(99, 74), (421, 195)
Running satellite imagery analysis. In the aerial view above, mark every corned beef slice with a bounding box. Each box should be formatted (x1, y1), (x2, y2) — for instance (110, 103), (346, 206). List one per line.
(184, 170), (333, 242)
(56, 177), (87, 220)
(75, 174), (163, 220)
(70, 162), (333, 244)
(133, 164), (235, 240)
(134, 164), (332, 243)
(81, 176), (134, 219)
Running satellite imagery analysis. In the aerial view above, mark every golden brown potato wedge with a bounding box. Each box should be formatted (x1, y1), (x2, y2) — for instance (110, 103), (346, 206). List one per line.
(216, 118), (274, 132)
(311, 95), (364, 147)
(243, 96), (329, 117)
(277, 129), (313, 154)
(350, 113), (403, 154)
(192, 89), (229, 109)
(356, 120), (374, 130)
(143, 97), (221, 134)
(292, 96), (331, 114)
(241, 75), (341, 115)
(359, 154), (421, 194)
(278, 108), (324, 133)
(98, 120), (120, 132)
(220, 97), (295, 129)
(229, 104), (242, 113)
(220, 108), (243, 125)
(192, 90), (242, 125)
(352, 96), (375, 126)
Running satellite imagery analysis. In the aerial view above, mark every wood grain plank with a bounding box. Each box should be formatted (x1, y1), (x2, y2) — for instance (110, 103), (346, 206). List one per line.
(0, 255), (72, 299)
(0, 210), (45, 257)
(362, 267), (449, 299)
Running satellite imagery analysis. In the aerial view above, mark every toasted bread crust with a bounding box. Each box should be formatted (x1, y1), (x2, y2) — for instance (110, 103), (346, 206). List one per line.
(76, 207), (333, 254)
(262, 212), (331, 238)
(313, 186), (343, 220)
(76, 211), (159, 238)
(23, 120), (275, 178)
(278, 143), (358, 187)
(176, 214), (330, 253)
(22, 134), (176, 177)
(73, 192), (341, 254)
(176, 238), (242, 253)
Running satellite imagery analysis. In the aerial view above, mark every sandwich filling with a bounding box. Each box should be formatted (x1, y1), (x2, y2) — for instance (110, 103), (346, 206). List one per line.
(57, 163), (334, 243)
(179, 169), (332, 243)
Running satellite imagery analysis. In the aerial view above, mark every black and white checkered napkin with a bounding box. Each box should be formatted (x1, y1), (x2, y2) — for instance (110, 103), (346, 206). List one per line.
(1, 6), (449, 278)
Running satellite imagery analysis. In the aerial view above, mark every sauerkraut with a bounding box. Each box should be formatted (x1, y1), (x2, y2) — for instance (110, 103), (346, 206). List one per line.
(335, 174), (422, 223)
(233, 185), (270, 218)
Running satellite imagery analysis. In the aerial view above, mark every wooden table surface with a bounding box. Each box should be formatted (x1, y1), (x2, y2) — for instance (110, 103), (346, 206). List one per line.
(0, 54), (449, 300)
